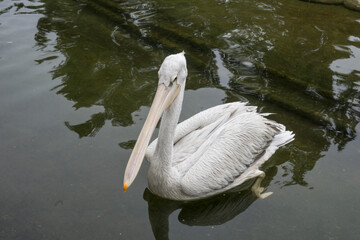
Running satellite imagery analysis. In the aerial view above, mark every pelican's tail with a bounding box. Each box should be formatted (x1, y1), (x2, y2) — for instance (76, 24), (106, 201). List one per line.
(269, 129), (295, 153)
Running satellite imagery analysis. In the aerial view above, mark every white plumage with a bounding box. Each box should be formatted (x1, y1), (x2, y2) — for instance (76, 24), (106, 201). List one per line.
(123, 52), (294, 200)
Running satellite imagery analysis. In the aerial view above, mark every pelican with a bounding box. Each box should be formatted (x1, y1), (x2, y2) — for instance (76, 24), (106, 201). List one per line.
(123, 52), (294, 200)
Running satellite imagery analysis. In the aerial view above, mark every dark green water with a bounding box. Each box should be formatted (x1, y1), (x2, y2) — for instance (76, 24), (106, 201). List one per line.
(1, 0), (360, 239)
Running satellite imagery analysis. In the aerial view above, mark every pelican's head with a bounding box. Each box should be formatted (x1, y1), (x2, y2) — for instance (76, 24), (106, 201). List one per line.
(158, 51), (188, 88)
(123, 52), (187, 191)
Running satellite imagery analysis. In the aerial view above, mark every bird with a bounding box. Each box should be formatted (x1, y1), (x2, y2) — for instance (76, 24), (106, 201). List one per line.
(123, 52), (294, 201)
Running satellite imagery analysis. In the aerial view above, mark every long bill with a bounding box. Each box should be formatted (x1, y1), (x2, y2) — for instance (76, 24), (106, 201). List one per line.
(123, 82), (180, 191)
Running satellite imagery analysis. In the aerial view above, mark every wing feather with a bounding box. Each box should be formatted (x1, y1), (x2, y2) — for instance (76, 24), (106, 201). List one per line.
(180, 109), (281, 197)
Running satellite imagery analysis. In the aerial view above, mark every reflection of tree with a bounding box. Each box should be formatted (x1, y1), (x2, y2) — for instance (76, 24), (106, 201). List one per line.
(35, 0), (165, 137)
(35, 0), (217, 138)
(65, 113), (106, 138)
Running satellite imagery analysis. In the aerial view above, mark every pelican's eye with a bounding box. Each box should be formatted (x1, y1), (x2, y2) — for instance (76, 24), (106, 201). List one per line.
(169, 76), (177, 87)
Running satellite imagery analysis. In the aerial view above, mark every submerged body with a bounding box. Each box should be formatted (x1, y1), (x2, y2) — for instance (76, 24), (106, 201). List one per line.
(124, 52), (294, 200)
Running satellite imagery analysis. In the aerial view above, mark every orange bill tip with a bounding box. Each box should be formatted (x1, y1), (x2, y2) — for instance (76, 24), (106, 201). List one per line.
(123, 182), (128, 192)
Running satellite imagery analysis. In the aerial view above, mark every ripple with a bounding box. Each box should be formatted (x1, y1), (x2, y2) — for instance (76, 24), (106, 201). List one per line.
(329, 45), (360, 75)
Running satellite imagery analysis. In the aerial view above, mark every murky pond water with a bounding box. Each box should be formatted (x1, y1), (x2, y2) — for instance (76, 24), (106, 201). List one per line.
(1, 0), (360, 239)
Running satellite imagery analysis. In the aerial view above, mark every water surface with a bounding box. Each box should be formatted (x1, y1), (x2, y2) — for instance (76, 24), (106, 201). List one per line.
(0, 0), (359, 239)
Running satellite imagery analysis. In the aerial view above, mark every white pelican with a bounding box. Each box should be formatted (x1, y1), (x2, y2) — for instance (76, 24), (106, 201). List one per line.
(123, 52), (294, 200)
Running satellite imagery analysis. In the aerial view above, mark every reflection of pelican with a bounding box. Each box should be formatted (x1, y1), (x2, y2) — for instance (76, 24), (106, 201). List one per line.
(143, 181), (262, 240)
(123, 52), (294, 200)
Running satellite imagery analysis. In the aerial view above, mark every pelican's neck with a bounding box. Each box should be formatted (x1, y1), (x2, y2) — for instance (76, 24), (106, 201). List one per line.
(154, 84), (185, 168)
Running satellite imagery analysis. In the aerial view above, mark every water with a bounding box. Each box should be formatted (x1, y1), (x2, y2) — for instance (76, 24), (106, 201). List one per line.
(0, 0), (359, 239)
